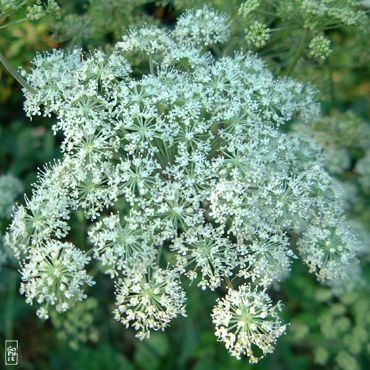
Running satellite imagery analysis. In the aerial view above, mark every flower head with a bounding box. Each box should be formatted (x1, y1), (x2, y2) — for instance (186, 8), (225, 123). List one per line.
(19, 240), (94, 319)
(5, 6), (358, 358)
(309, 35), (332, 60)
(173, 6), (230, 46)
(245, 21), (270, 48)
(212, 285), (286, 363)
(114, 267), (186, 339)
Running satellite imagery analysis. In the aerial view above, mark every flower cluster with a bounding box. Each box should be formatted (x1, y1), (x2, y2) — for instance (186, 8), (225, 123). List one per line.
(309, 35), (332, 60)
(0, 0), (59, 24)
(114, 267), (186, 340)
(237, 0), (367, 62)
(173, 6), (230, 46)
(6, 7), (357, 362)
(293, 111), (370, 296)
(212, 285), (286, 362)
(19, 240), (94, 319)
(50, 297), (99, 350)
(293, 112), (370, 175)
(297, 217), (358, 282)
(245, 21), (270, 49)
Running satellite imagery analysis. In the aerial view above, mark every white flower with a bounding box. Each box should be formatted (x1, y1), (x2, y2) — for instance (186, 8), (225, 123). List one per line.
(88, 212), (156, 277)
(6, 7), (358, 356)
(297, 217), (358, 281)
(171, 224), (235, 290)
(173, 6), (230, 46)
(19, 240), (94, 319)
(212, 285), (287, 363)
(114, 267), (186, 339)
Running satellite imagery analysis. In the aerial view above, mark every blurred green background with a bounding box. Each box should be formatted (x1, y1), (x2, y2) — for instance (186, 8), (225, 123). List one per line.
(0, 1), (369, 369)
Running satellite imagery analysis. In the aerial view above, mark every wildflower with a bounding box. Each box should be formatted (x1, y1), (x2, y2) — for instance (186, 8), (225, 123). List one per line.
(245, 21), (270, 48)
(88, 212), (156, 277)
(171, 224), (235, 290)
(238, 0), (260, 18)
(5, 7), (357, 360)
(212, 285), (287, 362)
(309, 35), (332, 60)
(19, 240), (94, 319)
(114, 267), (186, 339)
(297, 218), (358, 281)
(173, 6), (230, 46)
(117, 26), (172, 56)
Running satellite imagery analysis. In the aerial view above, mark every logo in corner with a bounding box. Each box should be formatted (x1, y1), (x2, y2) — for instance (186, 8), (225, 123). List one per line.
(5, 340), (18, 366)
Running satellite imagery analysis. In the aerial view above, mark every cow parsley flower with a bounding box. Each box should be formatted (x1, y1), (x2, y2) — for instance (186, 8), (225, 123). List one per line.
(245, 21), (270, 48)
(117, 26), (172, 56)
(309, 35), (332, 60)
(212, 285), (286, 363)
(297, 218), (358, 281)
(171, 224), (235, 290)
(88, 212), (156, 277)
(114, 267), (186, 339)
(19, 240), (94, 319)
(173, 6), (230, 46)
(238, 0), (260, 18)
(6, 7), (358, 362)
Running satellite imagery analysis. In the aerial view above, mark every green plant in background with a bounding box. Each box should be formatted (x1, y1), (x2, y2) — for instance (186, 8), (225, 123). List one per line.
(0, 174), (23, 268)
(236, 0), (367, 62)
(0, 0), (59, 89)
(293, 111), (370, 175)
(0, 0), (59, 25)
(50, 0), (157, 47)
(357, 151), (370, 194)
(0, 174), (23, 220)
(50, 297), (99, 350)
(288, 109), (370, 370)
(284, 269), (370, 370)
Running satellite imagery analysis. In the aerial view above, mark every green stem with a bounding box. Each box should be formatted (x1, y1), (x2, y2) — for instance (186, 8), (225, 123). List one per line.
(328, 64), (337, 110)
(211, 44), (223, 57)
(156, 245), (163, 265)
(286, 30), (309, 76)
(5, 271), (17, 340)
(0, 17), (28, 30)
(149, 56), (154, 75)
(0, 51), (36, 94)
(225, 276), (234, 290)
(3, 263), (18, 272)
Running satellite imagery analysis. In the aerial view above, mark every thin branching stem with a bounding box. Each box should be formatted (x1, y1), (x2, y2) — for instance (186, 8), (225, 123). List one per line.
(286, 29), (309, 76)
(0, 51), (36, 94)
